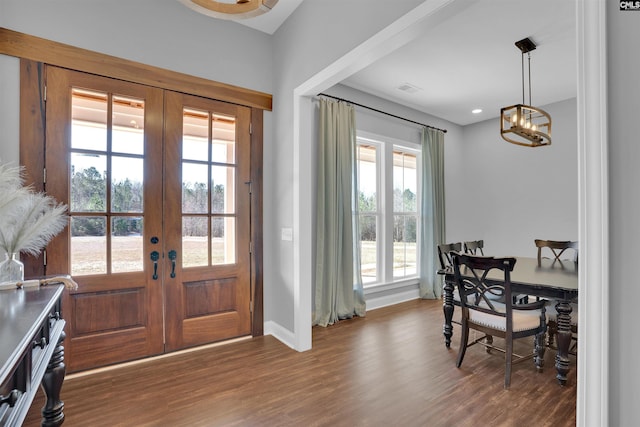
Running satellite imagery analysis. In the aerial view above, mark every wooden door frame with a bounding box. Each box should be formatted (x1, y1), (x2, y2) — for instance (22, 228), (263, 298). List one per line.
(10, 29), (267, 337)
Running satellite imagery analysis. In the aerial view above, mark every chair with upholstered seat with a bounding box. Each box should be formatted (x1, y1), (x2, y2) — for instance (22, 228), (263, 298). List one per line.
(463, 240), (484, 255)
(437, 242), (462, 273)
(534, 239), (579, 351)
(451, 252), (547, 389)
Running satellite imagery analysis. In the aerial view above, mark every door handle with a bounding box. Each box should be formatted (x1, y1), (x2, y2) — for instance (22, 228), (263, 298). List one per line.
(168, 250), (177, 278)
(150, 251), (160, 280)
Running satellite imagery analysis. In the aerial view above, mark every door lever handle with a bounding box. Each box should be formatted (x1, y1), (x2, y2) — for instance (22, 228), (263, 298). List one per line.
(168, 250), (177, 278)
(150, 251), (160, 280)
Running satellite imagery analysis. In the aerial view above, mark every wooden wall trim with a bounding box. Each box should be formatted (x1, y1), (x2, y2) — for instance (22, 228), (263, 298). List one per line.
(1, 27), (272, 111)
(250, 107), (264, 336)
(19, 59), (46, 278)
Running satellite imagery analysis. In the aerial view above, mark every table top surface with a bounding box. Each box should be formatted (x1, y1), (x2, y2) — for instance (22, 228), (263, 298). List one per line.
(446, 256), (578, 293)
(0, 285), (64, 383)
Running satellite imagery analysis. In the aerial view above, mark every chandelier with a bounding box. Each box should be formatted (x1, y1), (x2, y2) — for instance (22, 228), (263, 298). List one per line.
(179, 0), (279, 20)
(500, 37), (552, 147)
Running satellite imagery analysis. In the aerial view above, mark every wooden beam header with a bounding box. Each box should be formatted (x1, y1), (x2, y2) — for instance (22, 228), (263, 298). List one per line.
(0, 27), (272, 111)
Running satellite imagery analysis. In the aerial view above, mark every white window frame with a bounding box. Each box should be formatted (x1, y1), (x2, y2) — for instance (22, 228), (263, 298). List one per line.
(356, 131), (421, 291)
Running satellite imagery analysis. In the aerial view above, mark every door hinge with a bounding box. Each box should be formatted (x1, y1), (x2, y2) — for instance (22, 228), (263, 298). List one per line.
(249, 123), (252, 135)
(249, 241), (253, 254)
(43, 84), (47, 102)
(250, 300), (254, 313)
(43, 249), (47, 267)
(43, 167), (46, 185)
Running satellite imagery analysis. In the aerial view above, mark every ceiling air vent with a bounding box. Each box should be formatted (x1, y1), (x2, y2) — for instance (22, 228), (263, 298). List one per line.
(396, 83), (422, 94)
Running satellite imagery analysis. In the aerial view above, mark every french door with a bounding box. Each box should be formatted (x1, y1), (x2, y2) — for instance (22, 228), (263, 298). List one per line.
(45, 67), (252, 371)
(163, 92), (251, 351)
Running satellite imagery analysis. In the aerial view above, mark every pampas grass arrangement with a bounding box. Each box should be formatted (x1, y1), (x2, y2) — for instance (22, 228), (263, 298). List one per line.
(0, 161), (68, 258)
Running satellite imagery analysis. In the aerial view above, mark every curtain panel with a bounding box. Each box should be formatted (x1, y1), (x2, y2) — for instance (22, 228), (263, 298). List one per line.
(314, 98), (366, 327)
(419, 127), (446, 299)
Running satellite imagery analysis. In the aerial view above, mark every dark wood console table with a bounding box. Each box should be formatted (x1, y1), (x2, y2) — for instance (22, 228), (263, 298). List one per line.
(0, 284), (66, 426)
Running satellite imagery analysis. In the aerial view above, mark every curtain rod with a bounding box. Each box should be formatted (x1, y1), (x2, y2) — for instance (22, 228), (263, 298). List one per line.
(317, 93), (447, 134)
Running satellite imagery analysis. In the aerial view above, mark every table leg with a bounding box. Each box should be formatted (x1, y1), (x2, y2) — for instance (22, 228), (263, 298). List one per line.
(554, 301), (573, 385)
(41, 331), (66, 427)
(443, 278), (454, 348)
(534, 330), (546, 371)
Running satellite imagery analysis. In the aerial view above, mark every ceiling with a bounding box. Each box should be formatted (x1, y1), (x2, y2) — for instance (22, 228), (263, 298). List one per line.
(340, 0), (577, 126)
(196, 0), (577, 127)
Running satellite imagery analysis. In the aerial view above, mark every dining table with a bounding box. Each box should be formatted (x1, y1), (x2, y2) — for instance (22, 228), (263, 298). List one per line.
(441, 256), (578, 385)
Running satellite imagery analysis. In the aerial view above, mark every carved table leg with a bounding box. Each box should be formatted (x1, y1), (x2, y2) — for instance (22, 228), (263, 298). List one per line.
(41, 331), (66, 427)
(443, 277), (454, 348)
(534, 330), (546, 372)
(554, 301), (572, 385)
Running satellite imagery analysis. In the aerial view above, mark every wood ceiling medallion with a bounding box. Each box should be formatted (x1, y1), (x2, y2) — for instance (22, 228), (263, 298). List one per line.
(180, 0), (279, 19)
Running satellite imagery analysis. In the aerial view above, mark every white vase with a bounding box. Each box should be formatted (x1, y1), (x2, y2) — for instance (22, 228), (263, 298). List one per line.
(0, 252), (24, 284)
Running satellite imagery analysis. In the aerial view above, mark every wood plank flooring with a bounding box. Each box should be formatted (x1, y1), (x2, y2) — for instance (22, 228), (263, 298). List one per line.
(24, 299), (576, 426)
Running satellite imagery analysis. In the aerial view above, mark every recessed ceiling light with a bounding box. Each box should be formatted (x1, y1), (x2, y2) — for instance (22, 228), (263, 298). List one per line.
(472, 109), (483, 114)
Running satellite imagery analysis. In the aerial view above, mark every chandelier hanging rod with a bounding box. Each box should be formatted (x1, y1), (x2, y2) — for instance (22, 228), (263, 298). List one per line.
(516, 37), (536, 105)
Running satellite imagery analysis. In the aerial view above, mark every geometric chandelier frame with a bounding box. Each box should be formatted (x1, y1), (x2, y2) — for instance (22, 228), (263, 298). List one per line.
(500, 37), (552, 147)
(501, 103), (552, 147)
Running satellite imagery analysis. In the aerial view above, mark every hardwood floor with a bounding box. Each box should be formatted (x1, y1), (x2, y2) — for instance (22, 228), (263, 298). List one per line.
(25, 299), (576, 426)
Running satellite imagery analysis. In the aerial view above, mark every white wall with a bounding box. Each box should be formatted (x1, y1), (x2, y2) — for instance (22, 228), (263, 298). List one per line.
(0, 0), (273, 94)
(0, 55), (19, 165)
(268, 0), (425, 344)
(607, 4), (640, 426)
(325, 84), (460, 147)
(446, 98), (578, 257)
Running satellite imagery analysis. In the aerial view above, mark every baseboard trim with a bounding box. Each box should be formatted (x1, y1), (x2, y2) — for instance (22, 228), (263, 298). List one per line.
(365, 288), (421, 311)
(264, 320), (297, 350)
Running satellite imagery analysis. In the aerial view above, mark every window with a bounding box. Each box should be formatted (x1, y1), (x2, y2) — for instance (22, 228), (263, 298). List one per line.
(356, 133), (420, 287)
(70, 88), (146, 276)
(181, 108), (238, 268)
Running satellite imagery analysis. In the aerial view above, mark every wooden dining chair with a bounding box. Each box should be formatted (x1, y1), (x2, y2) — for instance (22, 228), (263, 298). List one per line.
(534, 239), (579, 352)
(437, 242), (462, 272)
(534, 239), (578, 266)
(438, 242), (463, 327)
(463, 240), (484, 255)
(451, 252), (547, 389)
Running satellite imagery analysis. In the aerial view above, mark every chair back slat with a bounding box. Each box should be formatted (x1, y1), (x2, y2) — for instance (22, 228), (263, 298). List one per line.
(463, 240), (485, 256)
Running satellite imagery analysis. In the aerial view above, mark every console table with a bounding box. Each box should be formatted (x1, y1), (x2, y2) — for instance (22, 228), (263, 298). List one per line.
(0, 284), (66, 426)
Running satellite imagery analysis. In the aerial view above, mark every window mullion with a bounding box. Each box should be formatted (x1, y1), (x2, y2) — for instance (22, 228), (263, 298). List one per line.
(382, 143), (394, 284)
